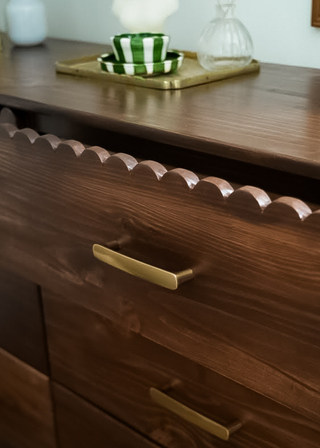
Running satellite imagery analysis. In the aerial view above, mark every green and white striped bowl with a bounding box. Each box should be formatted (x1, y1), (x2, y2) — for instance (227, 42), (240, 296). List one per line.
(111, 33), (170, 64)
(98, 51), (184, 77)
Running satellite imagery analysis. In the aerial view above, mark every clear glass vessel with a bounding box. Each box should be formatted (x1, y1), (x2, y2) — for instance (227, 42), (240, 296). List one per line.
(197, 0), (253, 71)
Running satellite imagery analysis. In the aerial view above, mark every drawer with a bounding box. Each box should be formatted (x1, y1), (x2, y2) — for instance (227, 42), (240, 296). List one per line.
(0, 347), (56, 448)
(53, 382), (163, 448)
(2, 119), (320, 421)
(0, 267), (48, 373)
(43, 289), (320, 448)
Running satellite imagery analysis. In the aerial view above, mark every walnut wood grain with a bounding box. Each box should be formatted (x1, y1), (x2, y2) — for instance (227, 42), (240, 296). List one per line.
(1, 122), (320, 426)
(44, 290), (320, 448)
(0, 267), (48, 373)
(1, 38), (320, 185)
(0, 347), (56, 448)
(312, 0), (320, 26)
(53, 383), (160, 448)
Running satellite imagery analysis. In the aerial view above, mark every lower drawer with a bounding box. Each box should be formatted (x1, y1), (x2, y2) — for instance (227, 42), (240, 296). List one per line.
(0, 267), (48, 373)
(54, 382), (163, 448)
(44, 289), (320, 448)
(0, 347), (56, 448)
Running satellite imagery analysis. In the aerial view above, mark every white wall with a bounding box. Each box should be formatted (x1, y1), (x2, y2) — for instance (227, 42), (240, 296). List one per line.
(1, 0), (320, 68)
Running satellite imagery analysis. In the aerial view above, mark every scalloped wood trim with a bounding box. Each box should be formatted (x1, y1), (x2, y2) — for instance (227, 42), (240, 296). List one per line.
(0, 107), (17, 125)
(0, 119), (319, 227)
(0, 122), (17, 139)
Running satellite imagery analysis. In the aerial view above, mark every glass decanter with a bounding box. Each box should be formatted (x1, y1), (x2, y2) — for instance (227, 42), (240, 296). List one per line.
(197, 0), (253, 71)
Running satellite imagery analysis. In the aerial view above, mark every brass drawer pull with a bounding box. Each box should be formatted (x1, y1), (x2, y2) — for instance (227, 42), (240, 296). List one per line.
(92, 244), (194, 290)
(150, 387), (242, 441)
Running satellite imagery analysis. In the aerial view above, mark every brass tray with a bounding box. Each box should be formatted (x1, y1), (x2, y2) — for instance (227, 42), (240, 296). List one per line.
(55, 51), (260, 90)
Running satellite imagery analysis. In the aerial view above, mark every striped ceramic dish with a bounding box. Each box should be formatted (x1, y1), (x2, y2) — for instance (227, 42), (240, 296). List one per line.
(98, 51), (184, 77)
(111, 33), (170, 64)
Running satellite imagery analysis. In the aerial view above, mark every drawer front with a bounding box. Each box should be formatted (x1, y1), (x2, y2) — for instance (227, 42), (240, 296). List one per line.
(44, 289), (320, 448)
(54, 383), (162, 448)
(0, 347), (56, 448)
(0, 267), (48, 373)
(1, 122), (320, 421)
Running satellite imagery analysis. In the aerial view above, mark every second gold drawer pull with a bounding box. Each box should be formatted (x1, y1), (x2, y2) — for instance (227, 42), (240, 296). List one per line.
(92, 244), (194, 290)
(150, 387), (242, 441)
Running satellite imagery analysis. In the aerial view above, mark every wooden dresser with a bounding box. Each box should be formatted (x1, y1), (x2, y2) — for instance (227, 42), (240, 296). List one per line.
(1, 36), (320, 448)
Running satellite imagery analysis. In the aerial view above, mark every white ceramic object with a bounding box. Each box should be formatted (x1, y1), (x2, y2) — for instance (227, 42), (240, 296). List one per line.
(112, 0), (179, 33)
(6, 0), (47, 46)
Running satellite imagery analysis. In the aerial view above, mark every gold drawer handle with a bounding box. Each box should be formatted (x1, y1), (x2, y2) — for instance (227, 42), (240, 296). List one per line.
(150, 387), (242, 441)
(92, 244), (194, 290)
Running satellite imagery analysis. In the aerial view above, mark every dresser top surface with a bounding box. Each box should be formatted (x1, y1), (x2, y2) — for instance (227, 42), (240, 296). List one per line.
(1, 35), (320, 179)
